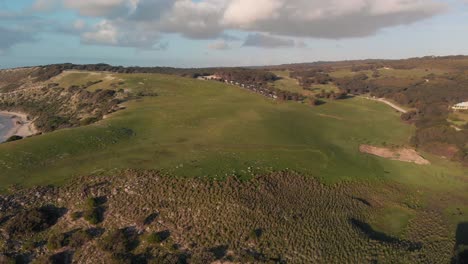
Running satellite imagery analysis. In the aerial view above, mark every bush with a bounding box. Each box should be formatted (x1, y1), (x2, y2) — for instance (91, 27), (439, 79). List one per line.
(85, 197), (99, 209)
(146, 233), (161, 244)
(68, 229), (92, 248)
(70, 211), (82, 221)
(83, 197), (104, 224)
(80, 117), (99, 126)
(22, 240), (36, 251)
(146, 230), (170, 244)
(47, 233), (66, 250)
(99, 229), (132, 254)
(83, 208), (101, 225)
(5, 206), (62, 236)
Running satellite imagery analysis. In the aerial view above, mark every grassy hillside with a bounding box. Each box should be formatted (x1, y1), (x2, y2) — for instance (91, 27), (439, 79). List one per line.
(0, 72), (465, 191)
(0, 71), (467, 263)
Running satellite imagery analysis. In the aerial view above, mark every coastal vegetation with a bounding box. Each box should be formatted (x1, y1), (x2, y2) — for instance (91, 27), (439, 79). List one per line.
(0, 56), (466, 263)
(0, 170), (466, 263)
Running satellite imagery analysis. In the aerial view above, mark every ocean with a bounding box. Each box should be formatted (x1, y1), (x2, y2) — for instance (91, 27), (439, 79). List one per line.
(0, 113), (13, 142)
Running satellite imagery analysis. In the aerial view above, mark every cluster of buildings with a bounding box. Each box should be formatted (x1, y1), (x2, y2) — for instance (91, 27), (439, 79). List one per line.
(452, 102), (468, 111)
(197, 75), (222, 81)
(227, 80), (279, 99)
(199, 75), (279, 99)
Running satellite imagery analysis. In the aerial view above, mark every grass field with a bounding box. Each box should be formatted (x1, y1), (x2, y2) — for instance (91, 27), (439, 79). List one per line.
(0, 72), (465, 192)
(270, 71), (306, 94)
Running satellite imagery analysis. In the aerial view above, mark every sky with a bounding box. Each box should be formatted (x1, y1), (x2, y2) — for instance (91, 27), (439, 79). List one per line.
(0, 0), (467, 68)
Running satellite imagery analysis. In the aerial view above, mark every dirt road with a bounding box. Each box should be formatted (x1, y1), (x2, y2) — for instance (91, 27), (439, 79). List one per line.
(360, 96), (408, 113)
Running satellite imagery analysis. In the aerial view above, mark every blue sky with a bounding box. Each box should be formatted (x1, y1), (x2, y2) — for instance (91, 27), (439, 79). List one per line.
(0, 0), (467, 68)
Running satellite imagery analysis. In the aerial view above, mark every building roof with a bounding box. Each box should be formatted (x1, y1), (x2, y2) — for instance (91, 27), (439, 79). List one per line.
(454, 102), (468, 107)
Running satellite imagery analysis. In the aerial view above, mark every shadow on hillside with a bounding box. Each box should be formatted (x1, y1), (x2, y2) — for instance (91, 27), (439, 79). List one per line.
(349, 218), (422, 251)
(453, 222), (468, 264)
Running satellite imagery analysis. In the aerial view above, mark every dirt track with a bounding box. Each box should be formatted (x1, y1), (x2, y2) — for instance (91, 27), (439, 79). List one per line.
(360, 96), (408, 113)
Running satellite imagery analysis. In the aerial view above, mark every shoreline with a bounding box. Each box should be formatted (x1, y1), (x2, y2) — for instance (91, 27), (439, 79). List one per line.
(0, 111), (38, 142)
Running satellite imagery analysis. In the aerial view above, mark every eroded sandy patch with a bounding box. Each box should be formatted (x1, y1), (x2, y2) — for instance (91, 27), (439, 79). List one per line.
(359, 145), (430, 165)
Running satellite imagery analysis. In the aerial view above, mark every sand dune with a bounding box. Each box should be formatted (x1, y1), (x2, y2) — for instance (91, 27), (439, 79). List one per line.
(0, 111), (38, 141)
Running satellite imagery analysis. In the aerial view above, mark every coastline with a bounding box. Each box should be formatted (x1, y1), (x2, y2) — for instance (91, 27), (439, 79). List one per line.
(0, 111), (38, 142)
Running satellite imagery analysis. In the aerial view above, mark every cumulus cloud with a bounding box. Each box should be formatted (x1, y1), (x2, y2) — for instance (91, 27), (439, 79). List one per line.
(81, 19), (163, 49)
(223, 0), (282, 27)
(222, 0), (446, 38)
(243, 33), (295, 48)
(33, 0), (447, 48)
(158, 0), (226, 39)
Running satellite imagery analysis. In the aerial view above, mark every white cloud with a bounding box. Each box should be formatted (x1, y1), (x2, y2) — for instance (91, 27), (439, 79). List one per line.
(223, 0), (282, 27)
(82, 20), (118, 45)
(81, 19), (162, 49)
(219, 0), (446, 38)
(159, 0), (225, 39)
(49, 0), (447, 48)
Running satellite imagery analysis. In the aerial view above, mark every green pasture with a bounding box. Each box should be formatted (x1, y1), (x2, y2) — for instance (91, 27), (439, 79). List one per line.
(270, 71), (305, 94)
(0, 73), (466, 194)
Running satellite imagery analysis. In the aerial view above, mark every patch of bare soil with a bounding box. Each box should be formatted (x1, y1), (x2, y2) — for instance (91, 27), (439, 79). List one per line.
(359, 145), (430, 165)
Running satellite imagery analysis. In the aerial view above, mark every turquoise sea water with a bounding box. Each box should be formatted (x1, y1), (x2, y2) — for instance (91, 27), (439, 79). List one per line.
(0, 114), (13, 142)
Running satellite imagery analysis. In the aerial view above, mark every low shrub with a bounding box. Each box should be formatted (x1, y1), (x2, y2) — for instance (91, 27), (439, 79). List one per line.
(47, 233), (66, 250)
(68, 229), (92, 248)
(5, 206), (62, 236)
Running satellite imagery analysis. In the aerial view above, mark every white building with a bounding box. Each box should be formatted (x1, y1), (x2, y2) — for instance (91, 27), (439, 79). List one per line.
(198, 75), (222, 81)
(452, 102), (468, 110)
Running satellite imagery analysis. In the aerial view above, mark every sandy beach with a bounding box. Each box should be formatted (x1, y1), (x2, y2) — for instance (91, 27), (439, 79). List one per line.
(0, 111), (38, 142)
